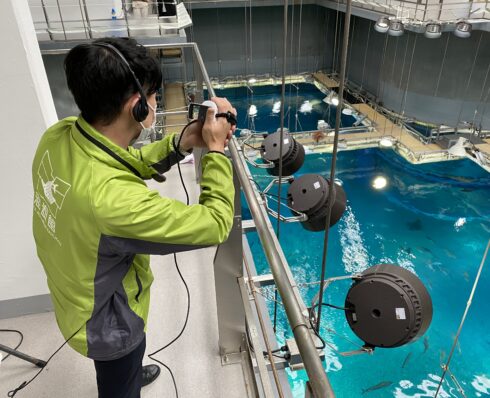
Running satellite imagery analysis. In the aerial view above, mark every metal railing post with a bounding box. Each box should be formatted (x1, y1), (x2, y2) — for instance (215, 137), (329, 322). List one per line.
(55, 0), (67, 40)
(80, 0), (93, 39)
(40, 0), (54, 41)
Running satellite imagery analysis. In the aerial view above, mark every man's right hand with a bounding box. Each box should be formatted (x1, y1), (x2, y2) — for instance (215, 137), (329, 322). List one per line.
(202, 97), (237, 153)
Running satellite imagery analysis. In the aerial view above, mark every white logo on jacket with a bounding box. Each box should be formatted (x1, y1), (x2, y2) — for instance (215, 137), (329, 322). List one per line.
(34, 151), (71, 245)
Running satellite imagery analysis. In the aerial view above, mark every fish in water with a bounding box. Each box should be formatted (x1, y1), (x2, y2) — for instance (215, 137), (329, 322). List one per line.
(407, 219), (423, 231)
(423, 337), (429, 354)
(402, 352), (412, 368)
(402, 247), (413, 255)
(417, 246), (433, 255)
(444, 248), (457, 259)
(463, 271), (470, 282)
(362, 381), (393, 394)
(425, 260), (435, 272)
(440, 350), (446, 362)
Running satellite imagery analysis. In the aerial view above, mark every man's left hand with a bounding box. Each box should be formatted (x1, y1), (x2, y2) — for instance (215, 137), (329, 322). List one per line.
(179, 121), (207, 151)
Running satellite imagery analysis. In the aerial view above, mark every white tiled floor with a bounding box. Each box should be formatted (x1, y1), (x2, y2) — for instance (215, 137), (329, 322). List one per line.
(0, 161), (248, 398)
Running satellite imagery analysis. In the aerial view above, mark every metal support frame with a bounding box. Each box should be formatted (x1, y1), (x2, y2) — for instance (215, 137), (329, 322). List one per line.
(261, 178), (309, 223)
(213, 169), (246, 358)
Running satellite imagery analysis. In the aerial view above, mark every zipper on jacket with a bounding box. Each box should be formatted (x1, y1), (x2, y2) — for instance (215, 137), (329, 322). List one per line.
(134, 270), (143, 303)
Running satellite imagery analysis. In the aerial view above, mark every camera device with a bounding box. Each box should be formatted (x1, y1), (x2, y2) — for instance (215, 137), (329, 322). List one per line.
(188, 101), (237, 126)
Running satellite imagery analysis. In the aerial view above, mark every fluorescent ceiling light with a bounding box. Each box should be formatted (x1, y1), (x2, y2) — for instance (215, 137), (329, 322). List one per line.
(454, 21), (472, 38)
(425, 22), (442, 39)
(379, 138), (394, 147)
(388, 20), (404, 37)
(374, 16), (390, 33)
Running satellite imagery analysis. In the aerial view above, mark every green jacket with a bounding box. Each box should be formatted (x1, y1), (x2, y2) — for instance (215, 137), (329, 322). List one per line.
(32, 116), (234, 360)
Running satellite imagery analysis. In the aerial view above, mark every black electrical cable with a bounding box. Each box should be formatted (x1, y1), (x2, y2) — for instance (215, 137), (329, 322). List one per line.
(147, 121), (197, 398)
(242, 141), (260, 151)
(311, 302), (352, 312)
(7, 325), (83, 397)
(0, 329), (24, 361)
(147, 252), (189, 398)
(307, 302), (352, 351)
(245, 322), (289, 360)
(309, 316), (326, 351)
(6, 122), (199, 398)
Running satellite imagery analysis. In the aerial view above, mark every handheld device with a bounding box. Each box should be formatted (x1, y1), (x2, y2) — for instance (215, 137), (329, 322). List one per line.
(188, 100), (218, 123)
(188, 101), (237, 126)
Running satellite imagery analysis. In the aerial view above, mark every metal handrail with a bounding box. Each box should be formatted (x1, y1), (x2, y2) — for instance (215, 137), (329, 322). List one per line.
(195, 40), (334, 396)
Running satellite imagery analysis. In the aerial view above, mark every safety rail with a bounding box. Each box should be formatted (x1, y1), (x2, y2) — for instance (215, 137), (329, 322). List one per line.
(321, 0), (490, 24)
(29, 0), (191, 41)
(39, 40), (334, 398)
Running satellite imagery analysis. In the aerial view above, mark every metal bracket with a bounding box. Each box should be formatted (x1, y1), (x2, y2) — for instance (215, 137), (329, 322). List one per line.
(242, 219), (256, 233)
(261, 177), (308, 224)
(221, 352), (244, 366)
(238, 132), (276, 169)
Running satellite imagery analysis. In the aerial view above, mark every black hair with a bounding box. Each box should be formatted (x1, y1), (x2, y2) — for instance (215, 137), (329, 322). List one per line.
(64, 37), (162, 125)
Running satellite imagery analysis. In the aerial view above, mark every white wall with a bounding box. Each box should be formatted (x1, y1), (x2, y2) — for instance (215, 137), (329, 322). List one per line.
(0, 0), (57, 301)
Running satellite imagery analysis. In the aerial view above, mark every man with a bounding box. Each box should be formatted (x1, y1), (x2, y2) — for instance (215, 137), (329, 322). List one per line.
(32, 37), (236, 397)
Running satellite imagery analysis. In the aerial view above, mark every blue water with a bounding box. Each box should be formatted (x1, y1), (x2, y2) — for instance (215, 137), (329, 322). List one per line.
(213, 83), (359, 133)
(244, 148), (490, 397)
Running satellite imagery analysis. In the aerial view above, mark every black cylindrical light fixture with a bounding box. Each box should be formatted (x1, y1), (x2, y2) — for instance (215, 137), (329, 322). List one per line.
(345, 264), (433, 348)
(374, 16), (390, 33)
(388, 20), (404, 36)
(425, 22), (442, 39)
(287, 174), (347, 232)
(454, 21), (472, 38)
(260, 132), (305, 176)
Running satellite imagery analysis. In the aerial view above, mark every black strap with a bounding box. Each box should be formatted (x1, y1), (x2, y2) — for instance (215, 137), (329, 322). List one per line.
(215, 111), (237, 126)
(75, 121), (143, 178)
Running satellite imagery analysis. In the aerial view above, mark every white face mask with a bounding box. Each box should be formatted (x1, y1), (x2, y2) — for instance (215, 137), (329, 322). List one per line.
(138, 103), (157, 142)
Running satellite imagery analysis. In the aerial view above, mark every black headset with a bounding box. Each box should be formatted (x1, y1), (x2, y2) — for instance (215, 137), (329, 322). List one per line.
(93, 42), (150, 122)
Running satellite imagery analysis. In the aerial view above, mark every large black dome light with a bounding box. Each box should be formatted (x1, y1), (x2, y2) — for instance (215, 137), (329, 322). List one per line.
(287, 174), (347, 231)
(345, 264), (433, 348)
(260, 132), (305, 176)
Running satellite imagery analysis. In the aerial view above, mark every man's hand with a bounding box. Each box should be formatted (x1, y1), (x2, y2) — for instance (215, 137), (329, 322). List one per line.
(179, 121), (206, 151)
(179, 97), (236, 152)
(202, 97), (236, 153)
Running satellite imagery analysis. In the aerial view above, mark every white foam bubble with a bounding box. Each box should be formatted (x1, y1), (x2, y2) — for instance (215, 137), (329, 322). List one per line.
(323, 342), (343, 373)
(400, 380), (414, 389)
(396, 252), (417, 275)
(472, 375), (490, 395)
(338, 206), (370, 274)
(393, 374), (454, 398)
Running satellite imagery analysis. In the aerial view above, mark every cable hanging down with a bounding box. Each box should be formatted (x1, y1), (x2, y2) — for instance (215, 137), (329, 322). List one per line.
(315, 0), (353, 333)
(146, 121), (196, 398)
